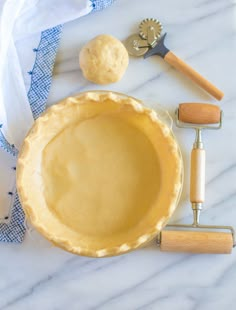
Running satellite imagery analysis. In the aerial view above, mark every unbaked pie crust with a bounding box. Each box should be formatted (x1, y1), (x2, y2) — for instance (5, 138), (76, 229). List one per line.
(17, 91), (183, 257)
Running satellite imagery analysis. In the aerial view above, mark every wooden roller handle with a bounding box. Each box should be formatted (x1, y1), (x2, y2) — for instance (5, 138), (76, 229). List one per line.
(179, 103), (221, 124)
(160, 230), (233, 254)
(164, 51), (224, 101)
(190, 148), (205, 203)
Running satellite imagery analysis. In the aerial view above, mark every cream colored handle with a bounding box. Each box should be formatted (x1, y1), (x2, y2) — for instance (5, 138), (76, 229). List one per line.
(190, 148), (205, 203)
(160, 230), (233, 254)
(164, 51), (224, 101)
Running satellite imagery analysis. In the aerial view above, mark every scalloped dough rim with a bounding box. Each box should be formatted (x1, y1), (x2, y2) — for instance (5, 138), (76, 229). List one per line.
(17, 91), (183, 257)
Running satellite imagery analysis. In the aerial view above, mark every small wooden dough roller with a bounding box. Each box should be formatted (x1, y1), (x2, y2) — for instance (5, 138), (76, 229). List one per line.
(158, 103), (235, 254)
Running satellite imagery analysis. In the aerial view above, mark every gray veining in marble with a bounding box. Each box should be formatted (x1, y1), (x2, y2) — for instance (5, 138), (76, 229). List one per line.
(1, 0), (236, 309)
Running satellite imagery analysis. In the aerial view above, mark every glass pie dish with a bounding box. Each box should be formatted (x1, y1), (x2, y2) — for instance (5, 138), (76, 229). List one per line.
(17, 91), (183, 257)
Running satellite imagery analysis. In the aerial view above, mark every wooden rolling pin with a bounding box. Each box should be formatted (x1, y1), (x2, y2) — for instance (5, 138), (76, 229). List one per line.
(161, 230), (233, 254)
(159, 103), (234, 254)
(179, 103), (221, 124)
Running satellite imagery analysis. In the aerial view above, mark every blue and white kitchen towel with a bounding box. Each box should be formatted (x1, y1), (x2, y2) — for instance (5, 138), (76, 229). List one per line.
(0, 0), (113, 242)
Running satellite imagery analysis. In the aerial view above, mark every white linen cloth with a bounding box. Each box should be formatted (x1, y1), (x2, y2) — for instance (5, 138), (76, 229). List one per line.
(0, 0), (113, 241)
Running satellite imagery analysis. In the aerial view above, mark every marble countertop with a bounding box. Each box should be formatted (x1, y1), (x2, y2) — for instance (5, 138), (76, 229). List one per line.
(1, 0), (236, 309)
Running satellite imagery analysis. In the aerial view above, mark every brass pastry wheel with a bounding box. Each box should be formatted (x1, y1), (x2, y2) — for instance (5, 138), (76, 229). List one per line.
(125, 18), (224, 101)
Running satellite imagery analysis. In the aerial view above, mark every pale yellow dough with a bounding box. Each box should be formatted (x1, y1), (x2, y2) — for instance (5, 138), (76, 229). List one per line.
(17, 92), (183, 257)
(42, 115), (160, 237)
(79, 35), (129, 84)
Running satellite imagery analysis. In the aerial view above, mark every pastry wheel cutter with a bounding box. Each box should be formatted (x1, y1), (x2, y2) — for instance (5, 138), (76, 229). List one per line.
(125, 18), (224, 101)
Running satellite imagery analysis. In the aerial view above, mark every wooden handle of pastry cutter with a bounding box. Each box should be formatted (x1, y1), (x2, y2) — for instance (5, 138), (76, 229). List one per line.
(164, 51), (224, 101)
(160, 230), (233, 254)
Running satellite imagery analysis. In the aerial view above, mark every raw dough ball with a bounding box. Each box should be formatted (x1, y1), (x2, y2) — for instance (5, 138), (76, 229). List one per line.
(79, 34), (129, 85)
